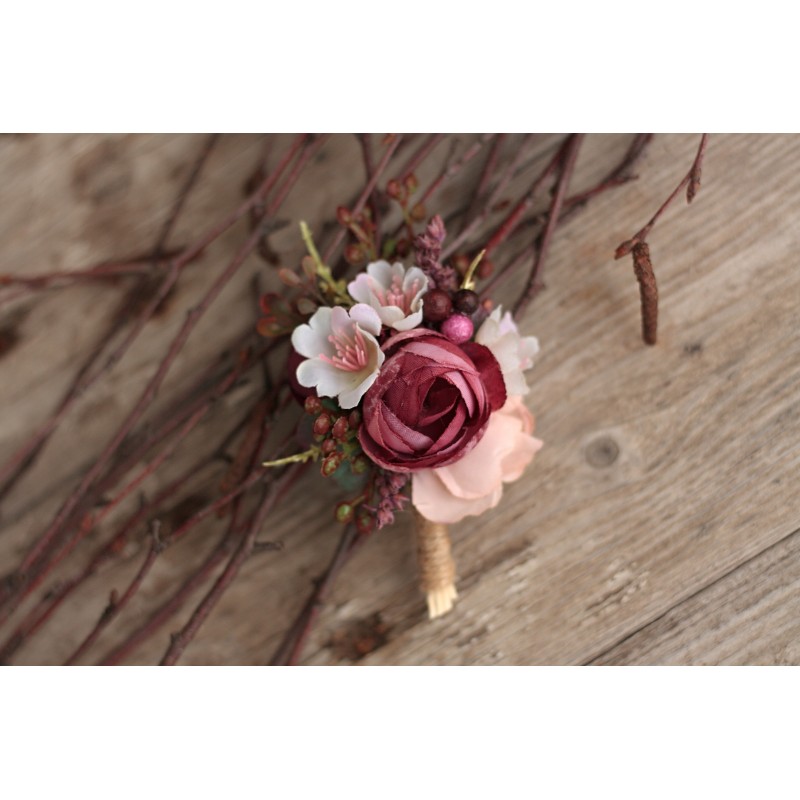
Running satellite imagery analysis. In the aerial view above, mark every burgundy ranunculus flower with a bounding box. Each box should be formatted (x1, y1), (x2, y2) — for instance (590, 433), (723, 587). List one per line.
(359, 329), (506, 472)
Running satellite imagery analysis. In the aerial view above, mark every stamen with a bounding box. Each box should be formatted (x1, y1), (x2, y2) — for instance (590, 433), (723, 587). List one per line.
(319, 325), (369, 372)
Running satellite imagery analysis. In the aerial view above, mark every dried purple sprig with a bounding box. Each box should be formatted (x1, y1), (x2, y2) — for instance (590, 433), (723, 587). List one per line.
(413, 215), (458, 291)
(367, 470), (410, 530)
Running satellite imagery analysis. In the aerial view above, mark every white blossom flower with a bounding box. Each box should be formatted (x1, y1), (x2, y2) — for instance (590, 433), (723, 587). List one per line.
(475, 306), (539, 396)
(347, 260), (428, 331)
(291, 304), (384, 409)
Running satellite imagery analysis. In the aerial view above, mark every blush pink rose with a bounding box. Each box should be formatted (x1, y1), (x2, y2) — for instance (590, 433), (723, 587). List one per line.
(411, 396), (543, 524)
(359, 329), (506, 472)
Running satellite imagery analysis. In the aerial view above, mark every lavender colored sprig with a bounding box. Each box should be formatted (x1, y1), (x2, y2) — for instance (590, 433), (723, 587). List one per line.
(413, 215), (458, 291)
(369, 470), (410, 529)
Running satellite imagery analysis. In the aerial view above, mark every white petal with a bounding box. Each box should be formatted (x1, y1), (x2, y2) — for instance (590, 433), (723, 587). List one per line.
(349, 303), (383, 336)
(291, 306), (333, 359)
(329, 305), (353, 338)
(475, 316), (500, 347)
(347, 273), (374, 305)
(377, 305), (405, 326)
(403, 266), (429, 297)
(498, 310), (519, 336)
(296, 357), (342, 396)
(390, 308), (423, 331)
(366, 260), (395, 288)
(519, 335), (540, 365)
(338, 369), (379, 408)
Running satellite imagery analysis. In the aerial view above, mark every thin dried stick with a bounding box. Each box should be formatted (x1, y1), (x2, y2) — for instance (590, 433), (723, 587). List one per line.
(0, 458), (213, 664)
(9, 353), (254, 612)
(64, 520), (166, 665)
(159, 465), (303, 666)
(93, 400), (268, 664)
(152, 134), (222, 259)
(566, 133), (653, 211)
(0, 137), (317, 621)
(323, 134), (403, 267)
(394, 134), (446, 181)
(613, 135), (708, 345)
(357, 134), (383, 255)
(479, 134), (655, 301)
(441, 133), (537, 259)
(270, 524), (364, 666)
(513, 134), (584, 316)
(0, 133), (273, 503)
(94, 397), (279, 666)
(416, 134), (495, 210)
(615, 134), (709, 258)
(461, 133), (507, 231)
(0, 252), (181, 291)
(482, 139), (566, 258)
(99, 538), (229, 665)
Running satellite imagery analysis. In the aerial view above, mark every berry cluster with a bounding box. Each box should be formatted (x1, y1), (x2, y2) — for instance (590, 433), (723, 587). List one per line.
(422, 286), (481, 344)
(303, 396), (368, 479)
(338, 205), (379, 267)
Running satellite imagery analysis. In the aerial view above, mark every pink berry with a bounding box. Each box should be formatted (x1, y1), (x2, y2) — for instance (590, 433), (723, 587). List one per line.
(440, 313), (474, 344)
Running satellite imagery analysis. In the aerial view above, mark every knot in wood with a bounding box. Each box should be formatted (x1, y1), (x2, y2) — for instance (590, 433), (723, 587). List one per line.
(585, 435), (620, 468)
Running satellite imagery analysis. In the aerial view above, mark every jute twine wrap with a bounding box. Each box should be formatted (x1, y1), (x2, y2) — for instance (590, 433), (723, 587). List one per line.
(413, 509), (458, 619)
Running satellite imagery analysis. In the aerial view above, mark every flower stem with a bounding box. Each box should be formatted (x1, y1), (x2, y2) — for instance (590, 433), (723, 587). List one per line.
(461, 249), (486, 291)
(262, 445), (320, 468)
(299, 221), (350, 304)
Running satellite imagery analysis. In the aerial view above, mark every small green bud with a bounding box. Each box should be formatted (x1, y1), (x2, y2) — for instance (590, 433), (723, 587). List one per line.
(335, 502), (354, 524)
(350, 455), (370, 475)
(321, 452), (344, 477)
(356, 510), (375, 535)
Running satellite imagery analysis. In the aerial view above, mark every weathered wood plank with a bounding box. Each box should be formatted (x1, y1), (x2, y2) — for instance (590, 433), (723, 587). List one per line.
(590, 527), (800, 665)
(2, 134), (798, 665)
(305, 134), (800, 665)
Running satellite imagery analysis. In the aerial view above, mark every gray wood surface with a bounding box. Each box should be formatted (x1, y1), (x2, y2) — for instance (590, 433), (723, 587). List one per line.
(1, 133), (797, 665)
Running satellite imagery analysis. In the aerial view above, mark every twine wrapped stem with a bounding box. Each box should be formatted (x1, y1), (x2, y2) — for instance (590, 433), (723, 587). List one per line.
(413, 509), (458, 619)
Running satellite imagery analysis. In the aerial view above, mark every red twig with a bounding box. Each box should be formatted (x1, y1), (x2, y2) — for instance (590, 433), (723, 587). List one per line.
(0, 253), (181, 291)
(441, 133), (537, 259)
(324, 135), (403, 267)
(615, 134), (709, 258)
(416, 134), (495, 210)
(0, 457), (212, 664)
(96, 388), (283, 665)
(64, 520), (166, 666)
(394, 133), (446, 182)
(0, 137), (315, 622)
(8, 352), (254, 612)
(479, 134), (655, 302)
(152, 134), (222, 259)
(613, 135), (708, 345)
(566, 133), (653, 212)
(0, 133), (262, 503)
(270, 524), (365, 666)
(483, 140), (566, 258)
(159, 465), (303, 666)
(357, 134), (383, 256)
(99, 535), (230, 665)
(513, 134), (585, 316)
(483, 135), (653, 307)
(461, 133), (507, 232)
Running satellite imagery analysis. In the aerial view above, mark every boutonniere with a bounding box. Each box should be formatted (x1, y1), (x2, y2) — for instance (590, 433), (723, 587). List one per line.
(262, 215), (541, 618)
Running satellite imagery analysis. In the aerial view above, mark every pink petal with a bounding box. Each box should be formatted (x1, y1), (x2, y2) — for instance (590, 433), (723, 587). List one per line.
(412, 470), (503, 524)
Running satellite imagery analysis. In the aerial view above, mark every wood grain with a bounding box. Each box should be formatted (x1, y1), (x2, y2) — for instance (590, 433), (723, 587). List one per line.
(590, 526), (800, 665)
(1, 133), (797, 665)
